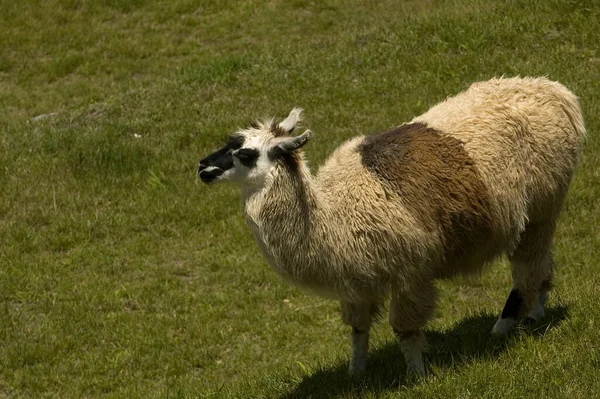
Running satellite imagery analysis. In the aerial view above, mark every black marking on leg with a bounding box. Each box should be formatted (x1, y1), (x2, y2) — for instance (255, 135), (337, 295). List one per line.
(500, 289), (523, 319)
(352, 327), (366, 334)
(541, 279), (553, 292)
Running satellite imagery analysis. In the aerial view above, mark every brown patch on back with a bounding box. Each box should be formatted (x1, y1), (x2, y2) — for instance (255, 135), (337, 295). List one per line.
(359, 123), (495, 272)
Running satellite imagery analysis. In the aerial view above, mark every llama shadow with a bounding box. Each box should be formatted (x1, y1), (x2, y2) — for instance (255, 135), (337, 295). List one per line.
(280, 305), (569, 399)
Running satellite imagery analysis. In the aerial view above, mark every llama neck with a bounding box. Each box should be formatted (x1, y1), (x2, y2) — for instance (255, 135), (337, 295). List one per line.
(243, 161), (324, 238)
(241, 160), (334, 287)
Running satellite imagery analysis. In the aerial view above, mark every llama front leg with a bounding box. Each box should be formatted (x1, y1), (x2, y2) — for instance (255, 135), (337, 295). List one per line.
(389, 282), (437, 376)
(396, 330), (427, 375)
(349, 327), (369, 375)
(341, 300), (380, 375)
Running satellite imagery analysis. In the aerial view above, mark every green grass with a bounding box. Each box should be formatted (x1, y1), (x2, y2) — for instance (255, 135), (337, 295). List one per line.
(1, 0), (599, 397)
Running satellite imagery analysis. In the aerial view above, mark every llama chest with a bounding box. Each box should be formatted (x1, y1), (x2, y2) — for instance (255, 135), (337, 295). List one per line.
(244, 212), (344, 297)
(245, 215), (292, 277)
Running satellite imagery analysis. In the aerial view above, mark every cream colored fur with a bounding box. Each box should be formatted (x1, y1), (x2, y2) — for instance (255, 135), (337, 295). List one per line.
(413, 77), (585, 234)
(240, 77), (585, 375)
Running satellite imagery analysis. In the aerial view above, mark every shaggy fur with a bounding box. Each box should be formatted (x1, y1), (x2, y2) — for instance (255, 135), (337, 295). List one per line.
(198, 77), (586, 376)
(359, 122), (497, 276)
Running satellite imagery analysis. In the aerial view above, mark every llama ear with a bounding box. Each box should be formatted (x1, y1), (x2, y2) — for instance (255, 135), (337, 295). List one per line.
(278, 108), (303, 133)
(269, 130), (311, 159)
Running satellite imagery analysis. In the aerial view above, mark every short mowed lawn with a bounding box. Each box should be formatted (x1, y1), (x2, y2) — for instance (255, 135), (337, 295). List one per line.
(1, 0), (599, 398)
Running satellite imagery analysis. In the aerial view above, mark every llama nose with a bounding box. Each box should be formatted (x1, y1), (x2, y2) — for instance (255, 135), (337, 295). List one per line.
(198, 162), (208, 173)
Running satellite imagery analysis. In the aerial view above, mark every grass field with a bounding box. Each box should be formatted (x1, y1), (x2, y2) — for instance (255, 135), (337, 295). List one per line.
(1, 0), (599, 397)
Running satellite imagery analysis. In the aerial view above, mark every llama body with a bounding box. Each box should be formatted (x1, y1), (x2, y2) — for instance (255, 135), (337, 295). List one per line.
(198, 77), (585, 375)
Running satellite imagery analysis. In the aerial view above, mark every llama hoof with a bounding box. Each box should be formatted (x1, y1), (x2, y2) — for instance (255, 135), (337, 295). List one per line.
(527, 299), (545, 321)
(405, 356), (425, 377)
(524, 317), (537, 325)
(348, 362), (366, 376)
(492, 317), (518, 335)
(348, 354), (367, 376)
(406, 362), (426, 380)
(527, 308), (545, 322)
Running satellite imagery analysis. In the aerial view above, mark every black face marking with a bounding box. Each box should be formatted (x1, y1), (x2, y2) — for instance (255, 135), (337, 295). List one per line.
(197, 135), (245, 183)
(500, 289), (523, 319)
(226, 134), (245, 150)
(199, 146), (234, 170)
(234, 148), (260, 168)
(198, 166), (224, 183)
(197, 145), (233, 183)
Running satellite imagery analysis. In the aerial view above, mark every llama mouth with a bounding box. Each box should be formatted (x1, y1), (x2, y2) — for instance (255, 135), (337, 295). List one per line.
(198, 165), (223, 184)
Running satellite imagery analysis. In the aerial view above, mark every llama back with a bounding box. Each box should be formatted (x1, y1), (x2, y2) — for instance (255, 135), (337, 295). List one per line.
(412, 77), (585, 244)
(314, 76), (585, 283)
(317, 123), (505, 284)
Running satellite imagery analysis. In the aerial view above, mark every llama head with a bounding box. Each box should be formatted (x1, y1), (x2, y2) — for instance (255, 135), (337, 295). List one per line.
(198, 108), (311, 186)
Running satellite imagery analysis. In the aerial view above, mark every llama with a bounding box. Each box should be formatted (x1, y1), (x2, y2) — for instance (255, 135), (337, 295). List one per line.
(197, 77), (585, 375)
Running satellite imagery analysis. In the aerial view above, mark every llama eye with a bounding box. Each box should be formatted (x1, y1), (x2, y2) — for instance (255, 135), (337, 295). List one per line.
(234, 148), (260, 168)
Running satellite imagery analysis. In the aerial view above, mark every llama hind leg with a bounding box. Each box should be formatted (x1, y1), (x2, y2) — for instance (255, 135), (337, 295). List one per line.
(389, 281), (437, 376)
(341, 300), (381, 375)
(493, 221), (556, 334)
(528, 263), (554, 321)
